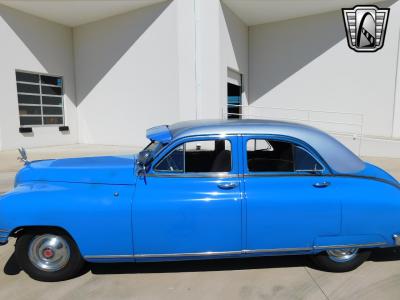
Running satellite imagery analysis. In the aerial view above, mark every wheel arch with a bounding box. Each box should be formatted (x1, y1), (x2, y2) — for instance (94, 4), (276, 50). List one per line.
(10, 225), (82, 254)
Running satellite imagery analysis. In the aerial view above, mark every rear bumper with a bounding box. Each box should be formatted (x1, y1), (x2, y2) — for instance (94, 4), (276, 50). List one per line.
(393, 234), (400, 246)
(0, 229), (10, 245)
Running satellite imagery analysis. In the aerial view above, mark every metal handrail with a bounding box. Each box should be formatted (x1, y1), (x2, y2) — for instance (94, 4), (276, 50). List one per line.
(222, 104), (365, 154)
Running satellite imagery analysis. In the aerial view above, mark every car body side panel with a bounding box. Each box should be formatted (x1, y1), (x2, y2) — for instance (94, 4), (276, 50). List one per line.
(338, 176), (400, 245)
(244, 175), (341, 250)
(133, 176), (242, 255)
(0, 182), (133, 257)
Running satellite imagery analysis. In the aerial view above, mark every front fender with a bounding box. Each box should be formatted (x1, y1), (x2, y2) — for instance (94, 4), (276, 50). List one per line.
(0, 182), (134, 257)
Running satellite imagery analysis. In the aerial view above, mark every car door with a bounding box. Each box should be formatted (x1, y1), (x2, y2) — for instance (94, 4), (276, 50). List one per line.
(242, 136), (341, 252)
(133, 135), (243, 257)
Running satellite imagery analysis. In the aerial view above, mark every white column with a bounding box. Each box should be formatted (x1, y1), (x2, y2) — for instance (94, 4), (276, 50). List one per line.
(177, 0), (197, 121)
(393, 29), (400, 138)
(194, 0), (222, 119)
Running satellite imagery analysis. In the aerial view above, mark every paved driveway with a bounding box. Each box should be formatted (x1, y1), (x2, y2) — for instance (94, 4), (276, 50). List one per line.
(0, 145), (399, 300)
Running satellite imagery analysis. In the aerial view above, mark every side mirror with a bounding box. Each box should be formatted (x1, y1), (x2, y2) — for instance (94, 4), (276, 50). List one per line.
(136, 162), (148, 184)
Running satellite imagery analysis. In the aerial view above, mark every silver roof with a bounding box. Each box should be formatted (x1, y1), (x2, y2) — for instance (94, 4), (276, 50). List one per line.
(169, 119), (365, 174)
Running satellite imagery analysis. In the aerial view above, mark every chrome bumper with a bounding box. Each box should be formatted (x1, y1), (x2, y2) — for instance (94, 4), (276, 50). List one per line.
(0, 229), (10, 245)
(393, 234), (400, 246)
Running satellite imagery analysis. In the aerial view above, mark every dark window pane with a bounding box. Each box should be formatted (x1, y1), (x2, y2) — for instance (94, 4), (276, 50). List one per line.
(155, 145), (184, 172)
(19, 105), (41, 115)
(17, 83), (40, 94)
(42, 96), (62, 105)
(44, 116), (63, 125)
(20, 116), (42, 126)
(294, 147), (323, 171)
(18, 94), (40, 104)
(247, 139), (294, 172)
(16, 72), (39, 83)
(41, 85), (62, 95)
(185, 140), (232, 172)
(43, 106), (62, 115)
(41, 75), (62, 86)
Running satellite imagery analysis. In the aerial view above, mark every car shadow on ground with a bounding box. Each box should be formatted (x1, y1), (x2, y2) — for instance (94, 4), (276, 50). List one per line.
(4, 248), (400, 277)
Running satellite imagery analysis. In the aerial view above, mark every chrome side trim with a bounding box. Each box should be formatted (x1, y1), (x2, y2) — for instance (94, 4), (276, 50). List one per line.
(84, 247), (312, 260)
(134, 250), (242, 258)
(243, 173), (399, 189)
(0, 229), (10, 233)
(243, 247), (312, 254)
(84, 254), (135, 259)
(313, 242), (387, 250)
(84, 243), (388, 260)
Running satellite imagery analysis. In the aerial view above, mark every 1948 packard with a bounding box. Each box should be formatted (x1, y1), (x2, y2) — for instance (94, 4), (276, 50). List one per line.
(0, 119), (399, 281)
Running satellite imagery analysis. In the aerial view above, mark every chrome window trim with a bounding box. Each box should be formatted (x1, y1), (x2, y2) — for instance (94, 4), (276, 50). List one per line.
(147, 172), (238, 178)
(152, 138), (234, 175)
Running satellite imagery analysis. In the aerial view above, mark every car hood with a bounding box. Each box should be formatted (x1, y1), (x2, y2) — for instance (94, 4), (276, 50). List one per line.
(15, 155), (137, 185)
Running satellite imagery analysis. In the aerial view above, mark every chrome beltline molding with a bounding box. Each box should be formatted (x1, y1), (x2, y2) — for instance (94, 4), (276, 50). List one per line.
(147, 173), (239, 179)
(84, 242), (387, 259)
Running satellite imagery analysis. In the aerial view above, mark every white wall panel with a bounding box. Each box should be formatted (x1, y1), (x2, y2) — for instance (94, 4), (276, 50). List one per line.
(249, 3), (400, 140)
(74, 1), (179, 146)
(0, 4), (78, 151)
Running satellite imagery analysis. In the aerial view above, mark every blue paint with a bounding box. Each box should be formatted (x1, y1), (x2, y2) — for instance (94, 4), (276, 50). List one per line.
(0, 120), (399, 263)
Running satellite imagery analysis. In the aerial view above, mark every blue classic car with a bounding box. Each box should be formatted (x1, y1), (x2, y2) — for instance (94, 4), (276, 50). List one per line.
(0, 119), (399, 281)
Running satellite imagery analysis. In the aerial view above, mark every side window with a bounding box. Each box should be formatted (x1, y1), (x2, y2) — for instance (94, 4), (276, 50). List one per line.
(154, 140), (232, 173)
(247, 139), (294, 172)
(246, 139), (324, 173)
(294, 146), (323, 172)
(154, 145), (184, 173)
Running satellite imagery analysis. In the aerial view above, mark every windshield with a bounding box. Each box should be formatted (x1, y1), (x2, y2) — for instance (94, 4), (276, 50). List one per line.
(138, 141), (165, 165)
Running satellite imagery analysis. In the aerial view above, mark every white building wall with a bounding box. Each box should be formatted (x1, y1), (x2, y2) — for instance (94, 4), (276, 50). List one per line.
(176, 0), (197, 121)
(194, 0), (222, 119)
(249, 2), (400, 156)
(0, 4), (78, 151)
(74, 1), (180, 147)
(220, 2), (248, 111)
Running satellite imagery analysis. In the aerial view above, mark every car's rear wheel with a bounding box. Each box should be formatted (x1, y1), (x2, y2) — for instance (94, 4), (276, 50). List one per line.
(15, 229), (84, 281)
(311, 248), (371, 272)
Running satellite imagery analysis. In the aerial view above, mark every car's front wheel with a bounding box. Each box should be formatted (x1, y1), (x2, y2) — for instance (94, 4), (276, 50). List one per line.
(311, 248), (371, 272)
(15, 229), (85, 281)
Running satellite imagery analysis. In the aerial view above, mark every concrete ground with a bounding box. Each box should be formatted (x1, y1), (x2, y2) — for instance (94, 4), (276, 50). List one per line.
(0, 144), (399, 300)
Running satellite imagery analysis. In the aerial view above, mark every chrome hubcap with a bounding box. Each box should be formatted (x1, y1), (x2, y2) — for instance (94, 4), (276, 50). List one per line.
(28, 234), (70, 272)
(327, 248), (358, 263)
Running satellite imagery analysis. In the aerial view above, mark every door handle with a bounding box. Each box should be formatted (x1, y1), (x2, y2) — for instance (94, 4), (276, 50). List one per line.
(217, 182), (238, 190)
(313, 181), (331, 188)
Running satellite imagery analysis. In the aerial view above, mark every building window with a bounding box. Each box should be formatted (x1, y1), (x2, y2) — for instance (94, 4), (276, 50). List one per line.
(16, 71), (64, 127)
